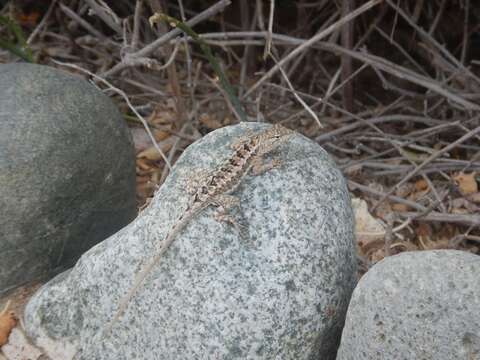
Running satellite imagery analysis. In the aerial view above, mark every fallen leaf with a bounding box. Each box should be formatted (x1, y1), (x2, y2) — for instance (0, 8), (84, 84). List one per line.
(390, 241), (418, 252)
(374, 201), (393, 220)
(352, 198), (386, 247)
(343, 164), (363, 176)
(408, 187), (429, 202)
(360, 238), (385, 254)
(418, 236), (449, 251)
(369, 248), (386, 263)
(414, 179), (428, 191)
(44, 46), (73, 57)
(439, 224), (457, 243)
(399, 148), (429, 163)
(0, 301), (17, 346)
(415, 222), (432, 239)
(137, 158), (153, 172)
(392, 203), (409, 212)
(450, 207), (470, 215)
(137, 137), (175, 161)
(136, 175), (151, 184)
(199, 113), (224, 130)
(16, 12), (40, 27)
(137, 146), (166, 161)
(453, 172), (478, 195)
(146, 104), (177, 129)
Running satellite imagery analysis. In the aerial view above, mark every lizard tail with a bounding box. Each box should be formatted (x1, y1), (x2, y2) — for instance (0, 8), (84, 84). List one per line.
(100, 230), (175, 339)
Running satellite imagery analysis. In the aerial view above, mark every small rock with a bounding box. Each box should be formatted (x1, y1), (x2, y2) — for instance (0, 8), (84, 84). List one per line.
(1, 328), (44, 360)
(0, 63), (136, 293)
(24, 123), (356, 360)
(336, 250), (480, 360)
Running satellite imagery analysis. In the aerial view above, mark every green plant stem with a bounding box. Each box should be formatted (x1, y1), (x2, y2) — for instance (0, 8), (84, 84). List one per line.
(0, 15), (34, 62)
(149, 13), (247, 122)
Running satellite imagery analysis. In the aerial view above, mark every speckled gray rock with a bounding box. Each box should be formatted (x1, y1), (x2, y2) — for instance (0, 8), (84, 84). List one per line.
(336, 250), (480, 360)
(24, 123), (356, 360)
(0, 63), (136, 293)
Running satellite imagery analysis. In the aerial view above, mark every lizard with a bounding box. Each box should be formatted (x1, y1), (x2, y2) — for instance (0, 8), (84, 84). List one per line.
(101, 124), (294, 337)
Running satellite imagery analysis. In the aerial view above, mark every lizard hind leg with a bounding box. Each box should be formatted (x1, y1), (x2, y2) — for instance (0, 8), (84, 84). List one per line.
(251, 157), (282, 176)
(211, 194), (244, 234)
(211, 194), (240, 217)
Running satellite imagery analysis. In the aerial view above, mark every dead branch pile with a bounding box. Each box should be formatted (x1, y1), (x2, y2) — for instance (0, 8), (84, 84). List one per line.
(1, 0), (479, 269)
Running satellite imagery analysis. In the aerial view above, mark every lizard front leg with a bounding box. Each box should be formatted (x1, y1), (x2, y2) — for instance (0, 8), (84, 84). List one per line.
(229, 129), (255, 150)
(210, 194), (245, 233)
(251, 156), (282, 176)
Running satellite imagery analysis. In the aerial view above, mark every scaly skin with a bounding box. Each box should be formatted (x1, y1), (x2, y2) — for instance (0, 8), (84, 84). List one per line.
(101, 124), (294, 337)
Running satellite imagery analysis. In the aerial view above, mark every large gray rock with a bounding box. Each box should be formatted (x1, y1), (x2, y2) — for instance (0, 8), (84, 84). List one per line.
(337, 250), (480, 360)
(0, 63), (136, 294)
(24, 123), (356, 360)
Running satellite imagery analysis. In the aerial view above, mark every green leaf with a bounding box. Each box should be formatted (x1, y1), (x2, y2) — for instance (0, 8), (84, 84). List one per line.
(0, 15), (34, 62)
(149, 13), (247, 122)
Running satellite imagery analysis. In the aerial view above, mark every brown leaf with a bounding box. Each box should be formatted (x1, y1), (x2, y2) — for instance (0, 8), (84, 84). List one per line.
(418, 237), (449, 251)
(408, 188), (429, 202)
(415, 222), (432, 238)
(392, 203), (409, 212)
(414, 179), (428, 191)
(369, 248), (386, 263)
(351, 198), (386, 247)
(360, 238), (385, 254)
(390, 241), (418, 252)
(453, 172), (478, 195)
(137, 137), (175, 161)
(16, 12), (40, 27)
(137, 146), (166, 161)
(0, 301), (17, 346)
(343, 164), (363, 176)
(136, 158), (153, 172)
(148, 105), (176, 127)
(199, 113), (224, 130)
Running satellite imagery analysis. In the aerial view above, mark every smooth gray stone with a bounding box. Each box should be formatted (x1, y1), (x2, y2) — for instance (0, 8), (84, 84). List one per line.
(337, 250), (480, 360)
(0, 63), (136, 293)
(24, 122), (356, 360)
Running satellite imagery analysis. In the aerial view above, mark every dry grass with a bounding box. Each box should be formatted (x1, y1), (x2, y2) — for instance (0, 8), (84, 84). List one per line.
(1, 0), (479, 273)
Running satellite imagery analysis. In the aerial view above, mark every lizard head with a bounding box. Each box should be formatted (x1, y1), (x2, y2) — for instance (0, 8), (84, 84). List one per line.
(271, 123), (294, 136)
(257, 124), (294, 154)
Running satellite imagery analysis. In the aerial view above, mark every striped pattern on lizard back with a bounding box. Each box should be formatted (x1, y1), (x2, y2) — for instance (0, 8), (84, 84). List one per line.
(99, 124), (293, 338)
